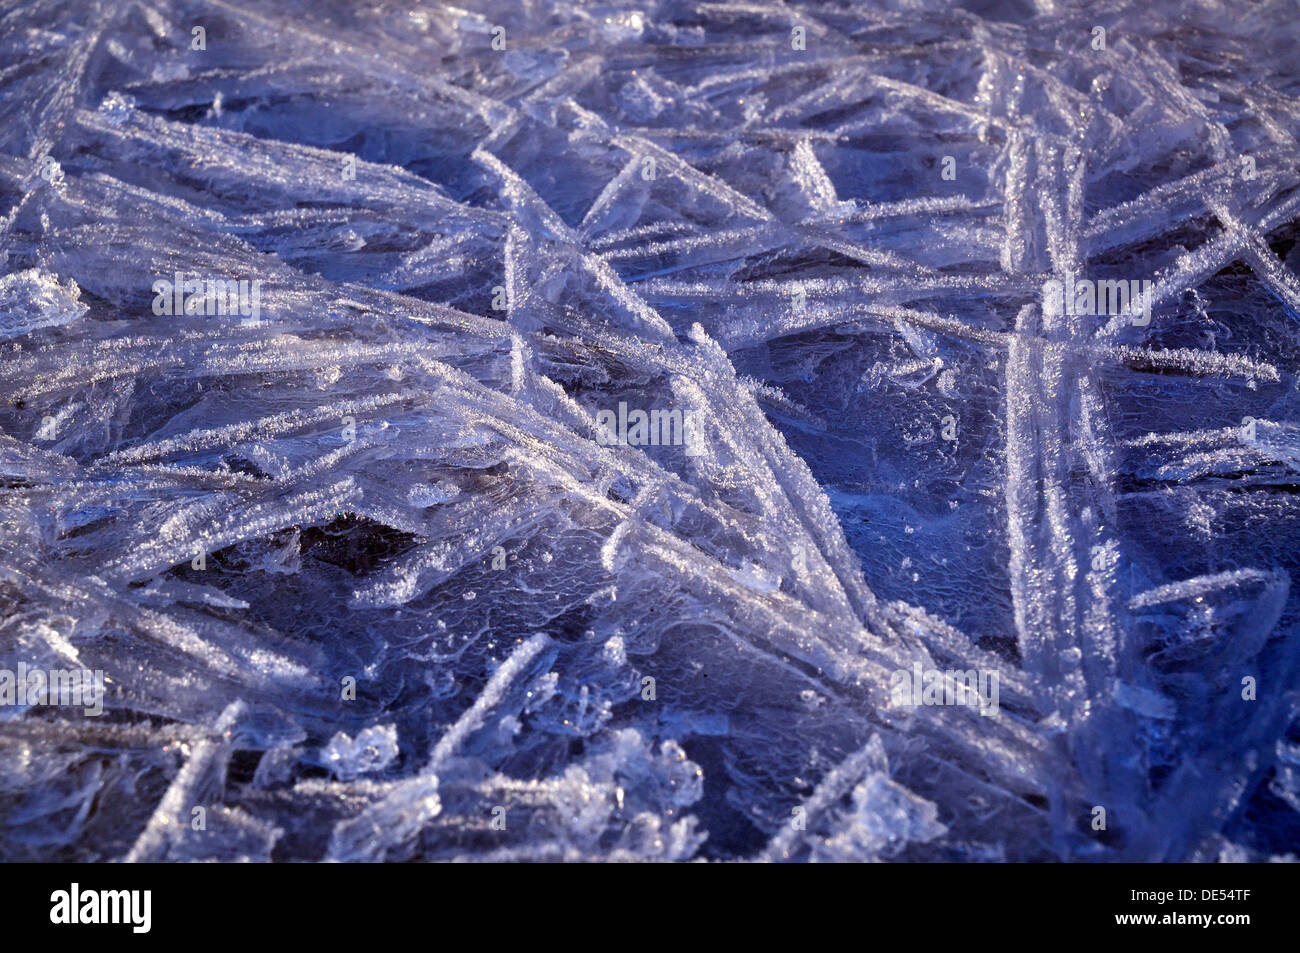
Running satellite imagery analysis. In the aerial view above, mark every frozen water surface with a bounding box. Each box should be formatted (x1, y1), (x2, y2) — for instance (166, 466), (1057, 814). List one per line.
(1, 0), (1300, 861)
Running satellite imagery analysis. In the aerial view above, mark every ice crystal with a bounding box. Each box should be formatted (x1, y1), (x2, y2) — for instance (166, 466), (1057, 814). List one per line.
(1, 0), (1300, 862)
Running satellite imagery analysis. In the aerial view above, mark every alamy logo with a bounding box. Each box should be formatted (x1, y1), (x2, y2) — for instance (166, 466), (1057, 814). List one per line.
(0, 664), (104, 716)
(595, 402), (703, 456)
(152, 272), (264, 321)
(890, 662), (1000, 717)
(1041, 275), (1153, 325)
(50, 884), (151, 933)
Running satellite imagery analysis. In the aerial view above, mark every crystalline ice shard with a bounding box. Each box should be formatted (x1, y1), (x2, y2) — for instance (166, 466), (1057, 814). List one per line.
(1, 0), (1299, 863)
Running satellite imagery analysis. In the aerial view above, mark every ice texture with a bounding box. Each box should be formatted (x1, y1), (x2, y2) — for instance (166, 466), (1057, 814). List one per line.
(1, 0), (1300, 862)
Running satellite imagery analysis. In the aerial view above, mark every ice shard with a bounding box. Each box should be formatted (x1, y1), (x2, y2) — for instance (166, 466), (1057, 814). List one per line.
(1, 0), (1299, 863)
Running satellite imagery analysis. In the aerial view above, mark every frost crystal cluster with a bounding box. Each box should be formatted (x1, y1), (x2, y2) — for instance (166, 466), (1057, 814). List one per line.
(2, 0), (1300, 862)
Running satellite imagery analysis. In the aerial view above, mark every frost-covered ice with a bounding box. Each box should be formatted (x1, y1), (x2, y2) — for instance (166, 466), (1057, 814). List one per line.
(1, 0), (1300, 862)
